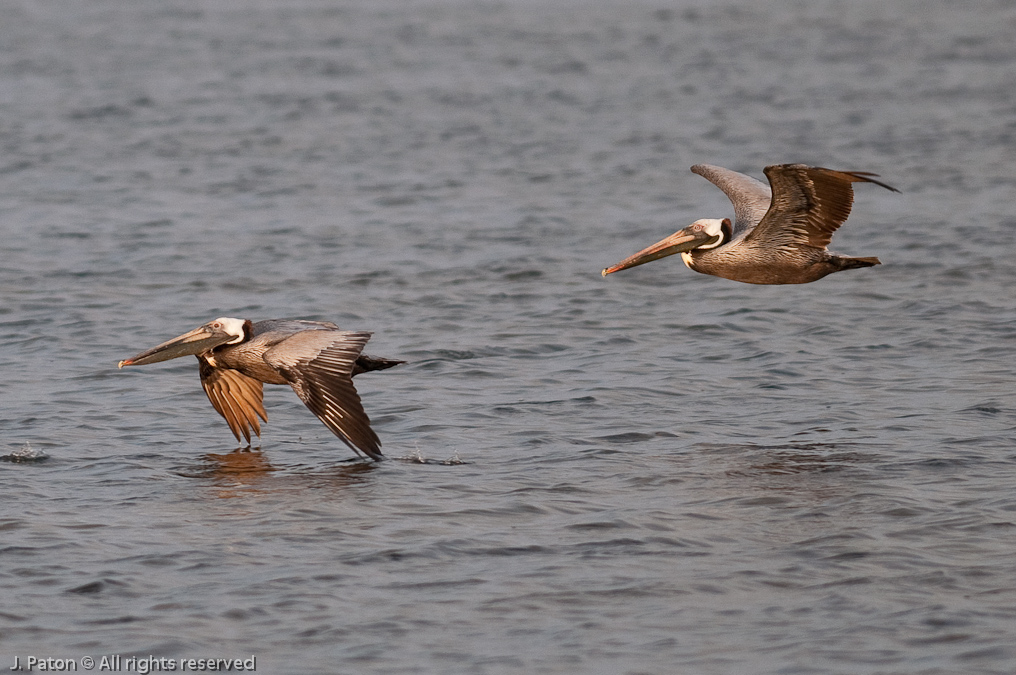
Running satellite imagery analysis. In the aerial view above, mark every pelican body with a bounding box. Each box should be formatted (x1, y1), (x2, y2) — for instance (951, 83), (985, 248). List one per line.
(118, 318), (403, 460)
(602, 163), (898, 284)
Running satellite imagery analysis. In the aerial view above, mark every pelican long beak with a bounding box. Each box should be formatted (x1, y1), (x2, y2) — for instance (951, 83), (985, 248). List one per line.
(601, 227), (720, 276)
(118, 325), (234, 368)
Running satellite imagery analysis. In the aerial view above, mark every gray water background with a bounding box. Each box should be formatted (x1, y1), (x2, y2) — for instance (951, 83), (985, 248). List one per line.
(2, 1), (1016, 673)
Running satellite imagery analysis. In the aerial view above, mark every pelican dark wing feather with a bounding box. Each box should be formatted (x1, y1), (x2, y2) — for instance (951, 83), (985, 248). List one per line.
(748, 164), (899, 251)
(199, 359), (268, 443)
(263, 330), (382, 460)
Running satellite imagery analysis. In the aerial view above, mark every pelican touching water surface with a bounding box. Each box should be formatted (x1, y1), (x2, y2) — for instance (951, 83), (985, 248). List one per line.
(118, 318), (403, 460)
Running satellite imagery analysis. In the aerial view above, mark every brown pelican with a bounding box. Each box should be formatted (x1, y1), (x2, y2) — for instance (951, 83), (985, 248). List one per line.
(602, 163), (899, 284)
(118, 318), (403, 460)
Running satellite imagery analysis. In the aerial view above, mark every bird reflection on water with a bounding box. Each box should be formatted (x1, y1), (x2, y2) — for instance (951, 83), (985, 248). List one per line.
(176, 447), (380, 499)
(689, 442), (881, 504)
(721, 444), (874, 477)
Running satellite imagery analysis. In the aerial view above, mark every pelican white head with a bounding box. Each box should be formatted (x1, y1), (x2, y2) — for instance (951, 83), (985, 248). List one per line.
(207, 317), (248, 345)
(686, 219), (728, 250)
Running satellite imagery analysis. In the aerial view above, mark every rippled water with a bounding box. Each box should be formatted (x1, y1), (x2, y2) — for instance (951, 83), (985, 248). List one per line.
(3, 1), (1016, 673)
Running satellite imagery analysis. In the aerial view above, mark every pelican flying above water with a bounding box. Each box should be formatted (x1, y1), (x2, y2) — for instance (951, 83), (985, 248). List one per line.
(118, 318), (403, 460)
(602, 163), (898, 284)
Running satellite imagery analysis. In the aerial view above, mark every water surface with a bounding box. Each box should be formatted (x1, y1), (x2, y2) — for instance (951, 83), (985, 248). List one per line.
(2, 1), (1016, 673)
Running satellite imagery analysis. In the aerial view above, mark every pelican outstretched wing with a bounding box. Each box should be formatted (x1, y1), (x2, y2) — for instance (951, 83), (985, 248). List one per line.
(691, 164), (773, 236)
(746, 164), (898, 251)
(199, 359), (267, 443)
(263, 330), (382, 460)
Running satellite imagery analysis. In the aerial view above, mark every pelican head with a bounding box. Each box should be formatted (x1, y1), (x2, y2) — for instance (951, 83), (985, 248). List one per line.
(118, 317), (250, 368)
(602, 218), (731, 276)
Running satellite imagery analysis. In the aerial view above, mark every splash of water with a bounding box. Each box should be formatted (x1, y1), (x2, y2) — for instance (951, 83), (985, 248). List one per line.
(1, 442), (49, 463)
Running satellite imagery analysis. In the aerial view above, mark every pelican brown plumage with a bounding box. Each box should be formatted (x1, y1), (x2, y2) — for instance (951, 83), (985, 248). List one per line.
(118, 318), (403, 460)
(602, 163), (899, 284)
